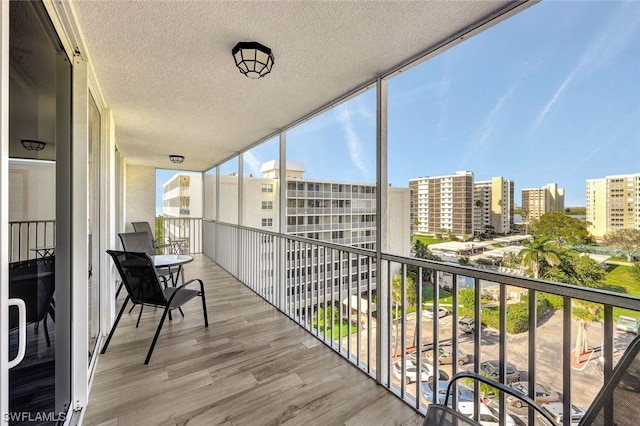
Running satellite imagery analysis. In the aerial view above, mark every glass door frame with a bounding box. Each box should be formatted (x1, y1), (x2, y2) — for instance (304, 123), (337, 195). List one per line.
(1, 1), (114, 422)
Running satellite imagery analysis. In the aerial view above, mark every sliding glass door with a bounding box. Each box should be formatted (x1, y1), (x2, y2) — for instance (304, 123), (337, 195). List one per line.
(6, 1), (71, 422)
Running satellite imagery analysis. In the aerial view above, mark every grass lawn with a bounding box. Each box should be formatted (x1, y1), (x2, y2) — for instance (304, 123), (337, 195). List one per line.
(314, 321), (359, 339)
(604, 264), (640, 319)
(413, 235), (453, 246)
(421, 285), (454, 308)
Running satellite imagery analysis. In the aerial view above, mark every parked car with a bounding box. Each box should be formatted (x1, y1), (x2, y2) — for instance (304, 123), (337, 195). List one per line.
(421, 380), (474, 404)
(422, 306), (449, 319)
(458, 316), (486, 333)
(506, 381), (561, 408)
(616, 315), (640, 335)
(540, 402), (586, 425)
(424, 346), (470, 366)
(477, 360), (521, 384)
(457, 401), (517, 426)
(392, 358), (434, 384)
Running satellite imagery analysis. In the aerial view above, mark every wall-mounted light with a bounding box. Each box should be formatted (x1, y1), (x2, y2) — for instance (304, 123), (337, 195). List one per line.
(169, 155), (185, 164)
(21, 139), (46, 151)
(232, 42), (274, 79)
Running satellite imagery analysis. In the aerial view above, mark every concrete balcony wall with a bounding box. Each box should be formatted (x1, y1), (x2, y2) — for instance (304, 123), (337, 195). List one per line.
(124, 164), (156, 232)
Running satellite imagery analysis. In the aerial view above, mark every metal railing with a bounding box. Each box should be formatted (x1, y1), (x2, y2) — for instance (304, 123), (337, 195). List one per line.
(9, 220), (56, 262)
(203, 219), (640, 424)
(156, 217), (203, 254)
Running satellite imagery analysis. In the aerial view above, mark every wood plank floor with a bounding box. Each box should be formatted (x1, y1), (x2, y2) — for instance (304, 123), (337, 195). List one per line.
(82, 254), (423, 426)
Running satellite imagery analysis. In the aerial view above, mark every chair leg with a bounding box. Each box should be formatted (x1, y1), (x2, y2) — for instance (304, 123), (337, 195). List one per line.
(43, 314), (51, 347)
(47, 303), (55, 322)
(136, 305), (144, 327)
(101, 297), (130, 354)
(115, 281), (123, 299)
(178, 307), (185, 317)
(144, 306), (170, 365)
(200, 281), (209, 327)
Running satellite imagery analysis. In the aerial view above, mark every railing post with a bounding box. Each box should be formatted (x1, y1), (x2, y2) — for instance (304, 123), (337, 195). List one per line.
(563, 296), (572, 426)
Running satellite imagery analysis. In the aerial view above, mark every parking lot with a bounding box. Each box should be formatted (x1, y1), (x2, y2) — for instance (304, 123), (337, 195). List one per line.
(387, 308), (636, 422)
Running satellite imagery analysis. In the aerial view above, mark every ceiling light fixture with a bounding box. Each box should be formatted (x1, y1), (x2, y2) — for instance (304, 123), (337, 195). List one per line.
(169, 155), (185, 164)
(232, 41), (274, 79)
(21, 139), (47, 151)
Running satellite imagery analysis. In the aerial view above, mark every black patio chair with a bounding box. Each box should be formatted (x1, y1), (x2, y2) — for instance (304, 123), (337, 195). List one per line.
(579, 334), (640, 425)
(103, 250), (208, 364)
(9, 256), (56, 347)
(132, 221), (172, 254)
(423, 371), (556, 426)
(118, 231), (174, 288)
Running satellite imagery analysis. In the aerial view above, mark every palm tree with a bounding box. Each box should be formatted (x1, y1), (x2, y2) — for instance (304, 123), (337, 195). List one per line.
(519, 236), (560, 279)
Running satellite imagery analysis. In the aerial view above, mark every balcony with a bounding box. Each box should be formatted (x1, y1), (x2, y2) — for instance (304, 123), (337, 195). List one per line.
(82, 221), (640, 425)
(82, 254), (422, 425)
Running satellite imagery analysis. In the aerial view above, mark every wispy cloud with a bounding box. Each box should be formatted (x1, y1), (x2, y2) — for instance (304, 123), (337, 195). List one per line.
(529, 3), (640, 137)
(243, 150), (262, 176)
(435, 73), (451, 138)
(337, 104), (371, 180)
(459, 79), (521, 169)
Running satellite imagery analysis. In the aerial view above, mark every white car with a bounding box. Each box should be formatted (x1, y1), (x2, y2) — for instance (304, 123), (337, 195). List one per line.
(457, 401), (516, 426)
(540, 402), (586, 425)
(392, 358), (434, 383)
(422, 306), (449, 319)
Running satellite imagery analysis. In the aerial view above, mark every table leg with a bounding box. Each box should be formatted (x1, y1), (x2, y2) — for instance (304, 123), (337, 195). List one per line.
(172, 265), (184, 286)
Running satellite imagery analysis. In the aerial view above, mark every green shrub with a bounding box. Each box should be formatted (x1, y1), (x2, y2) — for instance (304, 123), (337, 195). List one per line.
(480, 294), (554, 334)
(541, 293), (564, 309)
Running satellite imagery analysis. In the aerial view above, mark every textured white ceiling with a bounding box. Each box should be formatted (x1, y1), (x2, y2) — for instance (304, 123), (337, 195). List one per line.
(69, 0), (531, 172)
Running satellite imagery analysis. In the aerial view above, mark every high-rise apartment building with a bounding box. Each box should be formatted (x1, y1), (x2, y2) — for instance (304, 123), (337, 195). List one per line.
(473, 177), (514, 235)
(162, 173), (203, 218)
(521, 183), (565, 222)
(586, 173), (640, 238)
(409, 171), (474, 238)
(162, 173), (204, 251)
(201, 161), (410, 307)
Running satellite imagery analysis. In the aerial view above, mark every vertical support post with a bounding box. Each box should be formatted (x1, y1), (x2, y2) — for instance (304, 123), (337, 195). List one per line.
(563, 297), (572, 426)
(528, 289), (537, 426)
(375, 77), (388, 384)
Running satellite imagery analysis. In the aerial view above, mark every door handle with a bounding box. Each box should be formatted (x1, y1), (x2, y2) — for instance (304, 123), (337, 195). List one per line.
(8, 298), (27, 369)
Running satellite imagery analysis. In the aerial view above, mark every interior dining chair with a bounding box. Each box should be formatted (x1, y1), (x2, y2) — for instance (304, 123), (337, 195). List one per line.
(131, 221), (172, 254)
(9, 256), (56, 347)
(103, 250), (208, 364)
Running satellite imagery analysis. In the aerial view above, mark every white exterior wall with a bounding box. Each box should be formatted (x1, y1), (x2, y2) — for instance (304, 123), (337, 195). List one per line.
(162, 172), (203, 218)
(218, 174), (240, 224)
(243, 175), (278, 229)
(586, 178), (607, 238)
(124, 164), (155, 232)
(8, 159), (55, 221)
(388, 186), (411, 257)
(204, 172), (216, 220)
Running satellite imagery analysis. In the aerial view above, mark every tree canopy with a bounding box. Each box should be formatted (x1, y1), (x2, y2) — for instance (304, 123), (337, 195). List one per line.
(541, 251), (606, 288)
(409, 240), (442, 283)
(529, 212), (591, 245)
(603, 228), (640, 262)
(519, 236), (561, 279)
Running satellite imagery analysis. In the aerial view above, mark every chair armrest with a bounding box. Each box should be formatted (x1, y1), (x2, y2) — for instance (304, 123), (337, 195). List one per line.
(445, 371), (556, 425)
(165, 279), (205, 304)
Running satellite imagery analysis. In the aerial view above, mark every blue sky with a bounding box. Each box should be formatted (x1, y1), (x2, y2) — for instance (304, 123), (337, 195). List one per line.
(158, 0), (640, 208)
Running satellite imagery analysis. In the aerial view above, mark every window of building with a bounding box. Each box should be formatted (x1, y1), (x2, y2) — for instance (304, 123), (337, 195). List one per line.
(262, 201), (273, 210)
(262, 218), (273, 227)
(262, 184), (273, 193)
